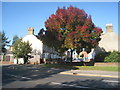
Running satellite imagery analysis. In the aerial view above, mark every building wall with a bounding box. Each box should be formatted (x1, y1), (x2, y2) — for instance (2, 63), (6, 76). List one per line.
(96, 24), (119, 53)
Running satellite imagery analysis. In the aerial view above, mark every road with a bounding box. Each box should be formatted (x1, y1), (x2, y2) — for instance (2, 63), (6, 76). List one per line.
(2, 64), (119, 89)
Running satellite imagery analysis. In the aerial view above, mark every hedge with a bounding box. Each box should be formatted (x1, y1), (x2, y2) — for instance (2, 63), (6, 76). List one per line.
(95, 51), (120, 62)
(104, 51), (120, 62)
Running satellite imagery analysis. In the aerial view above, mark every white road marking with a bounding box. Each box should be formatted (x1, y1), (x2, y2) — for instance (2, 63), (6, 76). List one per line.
(21, 77), (31, 80)
(6, 74), (31, 80)
(35, 70), (39, 71)
(51, 82), (89, 88)
(47, 70), (52, 72)
(102, 80), (119, 83)
(7, 74), (18, 78)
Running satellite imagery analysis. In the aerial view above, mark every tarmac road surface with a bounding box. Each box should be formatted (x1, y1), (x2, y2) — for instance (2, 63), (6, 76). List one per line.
(2, 64), (119, 89)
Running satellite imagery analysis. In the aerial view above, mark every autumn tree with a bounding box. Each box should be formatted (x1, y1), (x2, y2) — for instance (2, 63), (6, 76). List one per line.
(40, 6), (103, 63)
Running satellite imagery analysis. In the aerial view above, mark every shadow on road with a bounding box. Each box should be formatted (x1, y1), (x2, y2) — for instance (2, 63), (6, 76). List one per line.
(34, 79), (119, 89)
(2, 64), (68, 85)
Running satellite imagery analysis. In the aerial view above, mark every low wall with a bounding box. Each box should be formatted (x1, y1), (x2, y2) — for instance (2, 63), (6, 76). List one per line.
(0, 61), (14, 64)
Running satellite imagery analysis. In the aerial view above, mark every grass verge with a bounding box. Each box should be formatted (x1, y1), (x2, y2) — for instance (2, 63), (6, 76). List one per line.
(75, 66), (120, 71)
(43, 64), (120, 71)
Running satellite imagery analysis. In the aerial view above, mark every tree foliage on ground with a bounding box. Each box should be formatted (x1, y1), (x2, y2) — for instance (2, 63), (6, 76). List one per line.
(12, 39), (32, 63)
(12, 35), (19, 45)
(38, 6), (103, 61)
(0, 31), (10, 54)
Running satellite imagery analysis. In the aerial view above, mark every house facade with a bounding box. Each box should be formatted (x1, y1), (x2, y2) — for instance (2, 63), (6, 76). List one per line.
(95, 24), (120, 53)
(22, 27), (43, 64)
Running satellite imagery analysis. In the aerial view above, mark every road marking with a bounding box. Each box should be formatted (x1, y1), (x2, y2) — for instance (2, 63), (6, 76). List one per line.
(51, 82), (89, 88)
(102, 80), (119, 83)
(59, 72), (119, 78)
(35, 70), (39, 71)
(21, 76), (31, 80)
(6, 74), (31, 80)
(7, 74), (18, 78)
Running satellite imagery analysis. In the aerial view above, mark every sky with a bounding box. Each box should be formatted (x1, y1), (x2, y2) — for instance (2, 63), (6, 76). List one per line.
(2, 2), (118, 45)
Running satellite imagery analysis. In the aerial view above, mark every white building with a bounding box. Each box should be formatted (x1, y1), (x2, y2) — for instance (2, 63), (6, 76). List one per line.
(96, 24), (120, 52)
(22, 27), (43, 64)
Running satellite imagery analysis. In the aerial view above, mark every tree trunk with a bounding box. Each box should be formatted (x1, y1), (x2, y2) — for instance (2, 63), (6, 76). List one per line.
(70, 49), (73, 65)
(17, 58), (18, 64)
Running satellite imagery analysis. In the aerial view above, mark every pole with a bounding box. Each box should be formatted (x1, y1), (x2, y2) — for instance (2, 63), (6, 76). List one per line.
(70, 49), (73, 65)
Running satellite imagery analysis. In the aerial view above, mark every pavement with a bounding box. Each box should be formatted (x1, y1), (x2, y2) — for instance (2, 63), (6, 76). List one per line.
(59, 70), (120, 78)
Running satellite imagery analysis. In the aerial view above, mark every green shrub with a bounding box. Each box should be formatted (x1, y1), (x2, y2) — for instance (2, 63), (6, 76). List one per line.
(94, 52), (110, 62)
(104, 51), (120, 62)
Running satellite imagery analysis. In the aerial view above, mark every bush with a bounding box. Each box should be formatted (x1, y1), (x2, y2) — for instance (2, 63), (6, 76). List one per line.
(95, 51), (120, 62)
(94, 52), (110, 62)
(104, 51), (120, 62)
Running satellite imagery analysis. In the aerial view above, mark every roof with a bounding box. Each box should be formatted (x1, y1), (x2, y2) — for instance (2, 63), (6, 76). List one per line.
(22, 35), (43, 54)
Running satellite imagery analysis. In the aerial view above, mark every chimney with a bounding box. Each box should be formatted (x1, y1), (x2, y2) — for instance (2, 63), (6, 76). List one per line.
(106, 24), (113, 33)
(28, 27), (34, 35)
